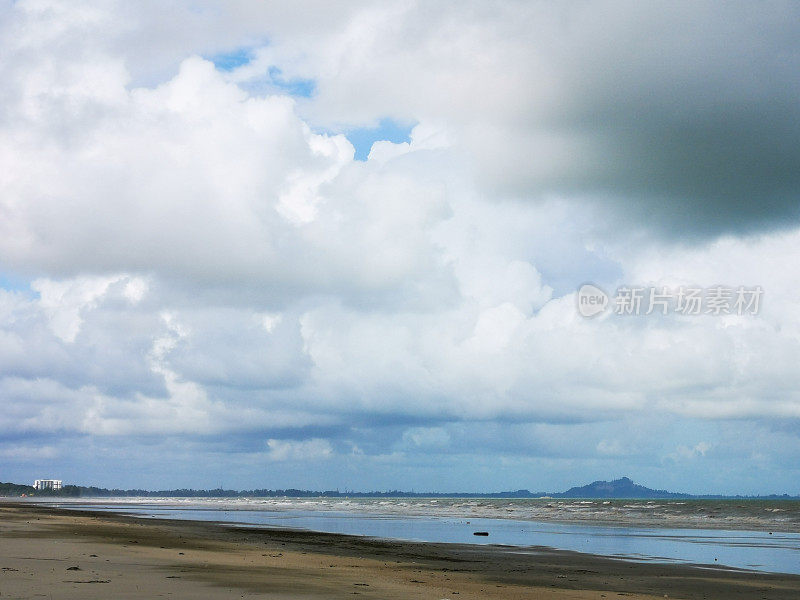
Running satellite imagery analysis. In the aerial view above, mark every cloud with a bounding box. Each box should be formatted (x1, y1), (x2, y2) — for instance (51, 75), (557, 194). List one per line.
(402, 427), (450, 449)
(674, 441), (712, 460)
(596, 439), (626, 457)
(266, 438), (332, 462)
(0, 40), (450, 303)
(8, 1), (797, 238)
(32, 275), (145, 342)
(230, 1), (800, 237)
(2, 1), (800, 494)
(0, 444), (58, 461)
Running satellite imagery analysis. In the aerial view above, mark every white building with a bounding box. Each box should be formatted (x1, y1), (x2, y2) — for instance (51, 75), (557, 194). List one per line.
(33, 479), (62, 491)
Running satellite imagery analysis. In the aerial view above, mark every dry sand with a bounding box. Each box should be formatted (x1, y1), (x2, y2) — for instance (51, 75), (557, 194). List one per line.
(1, 502), (799, 599)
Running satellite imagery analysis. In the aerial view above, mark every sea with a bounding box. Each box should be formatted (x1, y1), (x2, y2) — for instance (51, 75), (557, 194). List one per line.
(34, 497), (800, 575)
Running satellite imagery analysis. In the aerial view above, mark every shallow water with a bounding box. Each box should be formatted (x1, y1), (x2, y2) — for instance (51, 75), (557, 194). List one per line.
(40, 497), (800, 575)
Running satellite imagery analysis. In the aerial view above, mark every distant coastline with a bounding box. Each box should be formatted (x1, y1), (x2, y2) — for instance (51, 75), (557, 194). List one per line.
(3, 476), (798, 500)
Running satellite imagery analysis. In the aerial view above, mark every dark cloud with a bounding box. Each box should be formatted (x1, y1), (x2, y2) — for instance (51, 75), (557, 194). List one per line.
(481, 2), (800, 237)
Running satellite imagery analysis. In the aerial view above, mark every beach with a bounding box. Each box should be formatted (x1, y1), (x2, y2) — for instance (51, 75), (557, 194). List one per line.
(2, 503), (800, 599)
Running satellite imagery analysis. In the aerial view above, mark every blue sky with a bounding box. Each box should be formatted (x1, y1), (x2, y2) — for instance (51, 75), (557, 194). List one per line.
(210, 48), (410, 161)
(209, 47), (254, 71)
(343, 119), (414, 161)
(0, 273), (29, 293)
(1, 1), (799, 495)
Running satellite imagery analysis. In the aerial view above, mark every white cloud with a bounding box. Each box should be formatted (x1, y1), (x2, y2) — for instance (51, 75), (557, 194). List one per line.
(402, 427), (450, 449)
(367, 121), (450, 164)
(675, 442), (712, 460)
(266, 438), (333, 462)
(596, 439), (626, 457)
(0, 444), (58, 461)
(30, 275), (148, 343)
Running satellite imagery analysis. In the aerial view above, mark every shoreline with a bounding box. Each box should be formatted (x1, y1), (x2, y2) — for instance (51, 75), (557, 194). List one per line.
(19, 495), (800, 533)
(3, 502), (800, 599)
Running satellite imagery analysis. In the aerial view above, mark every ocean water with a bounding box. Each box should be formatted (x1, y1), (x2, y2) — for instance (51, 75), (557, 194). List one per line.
(39, 497), (800, 575)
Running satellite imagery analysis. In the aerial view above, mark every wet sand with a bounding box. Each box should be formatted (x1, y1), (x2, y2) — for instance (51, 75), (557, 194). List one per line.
(2, 502), (799, 599)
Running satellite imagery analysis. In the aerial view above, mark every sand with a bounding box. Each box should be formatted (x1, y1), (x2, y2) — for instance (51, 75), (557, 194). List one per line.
(2, 502), (799, 599)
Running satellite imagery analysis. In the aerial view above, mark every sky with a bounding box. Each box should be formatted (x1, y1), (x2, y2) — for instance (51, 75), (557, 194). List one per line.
(1, 0), (799, 495)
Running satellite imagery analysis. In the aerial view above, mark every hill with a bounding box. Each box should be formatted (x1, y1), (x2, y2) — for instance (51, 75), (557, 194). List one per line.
(556, 477), (689, 499)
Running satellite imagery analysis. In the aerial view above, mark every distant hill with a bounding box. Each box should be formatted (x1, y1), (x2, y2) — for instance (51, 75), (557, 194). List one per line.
(555, 477), (689, 499)
(0, 482), (35, 496)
